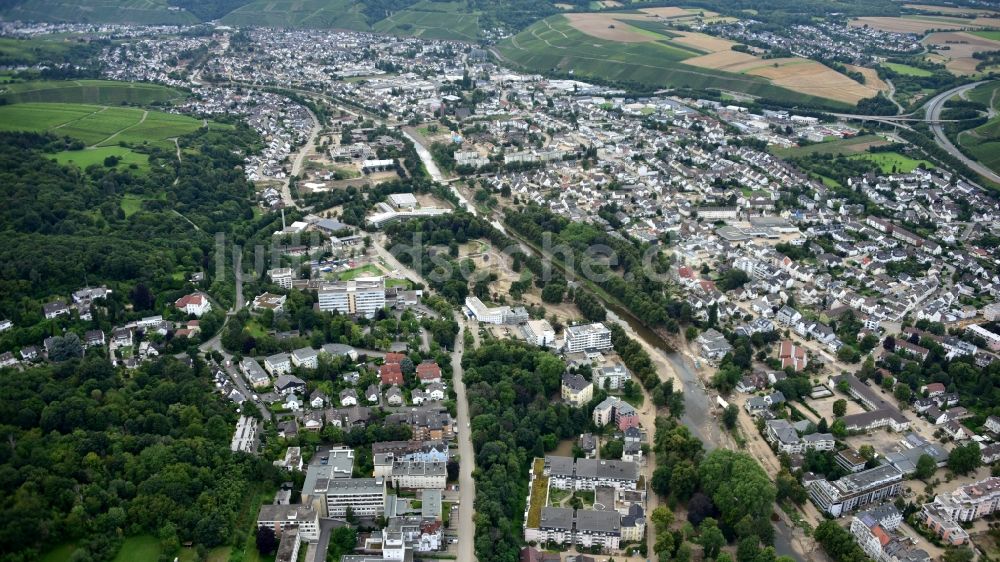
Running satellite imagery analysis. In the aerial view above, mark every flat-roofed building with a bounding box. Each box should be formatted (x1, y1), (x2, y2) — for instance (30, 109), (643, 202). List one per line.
(390, 460), (447, 489)
(524, 507), (621, 551)
(268, 268), (294, 289)
(565, 323), (612, 354)
(310, 477), (386, 518)
(257, 504), (319, 542)
(808, 464), (904, 517)
(319, 277), (386, 318)
(544, 456), (640, 492)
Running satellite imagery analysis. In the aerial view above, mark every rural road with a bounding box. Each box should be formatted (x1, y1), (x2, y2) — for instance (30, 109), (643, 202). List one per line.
(924, 81), (1000, 184)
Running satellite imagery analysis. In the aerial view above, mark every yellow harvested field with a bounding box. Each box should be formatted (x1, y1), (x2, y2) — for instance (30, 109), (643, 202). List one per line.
(639, 7), (694, 18)
(747, 60), (880, 104)
(923, 31), (1000, 75)
(683, 50), (761, 70)
(564, 12), (652, 42)
(670, 30), (740, 53)
(904, 4), (1000, 17)
(597, 0), (623, 7)
(846, 64), (890, 92)
(851, 16), (1000, 33)
(554, 3), (574, 9)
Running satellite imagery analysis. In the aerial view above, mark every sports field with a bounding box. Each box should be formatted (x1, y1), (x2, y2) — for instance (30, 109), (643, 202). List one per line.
(882, 62), (933, 77)
(0, 103), (201, 149)
(0, 79), (184, 105)
(497, 14), (867, 107)
(771, 135), (889, 158)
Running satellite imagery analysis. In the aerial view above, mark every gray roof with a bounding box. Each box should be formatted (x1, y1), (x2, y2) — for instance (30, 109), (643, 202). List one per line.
(562, 373), (592, 392)
(257, 503), (317, 524)
(539, 507), (574, 530)
(576, 509), (621, 534)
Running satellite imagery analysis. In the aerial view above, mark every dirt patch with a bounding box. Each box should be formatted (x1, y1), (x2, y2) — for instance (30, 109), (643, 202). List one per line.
(923, 31), (1000, 75)
(564, 12), (653, 43)
(747, 60), (879, 104)
(846, 64), (890, 92)
(670, 30), (739, 53)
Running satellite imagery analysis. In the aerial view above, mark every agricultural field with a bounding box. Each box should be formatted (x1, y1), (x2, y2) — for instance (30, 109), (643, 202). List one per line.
(373, 0), (481, 41)
(882, 62), (933, 77)
(771, 134), (889, 158)
(0, 36), (94, 66)
(0, 0), (198, 25)
(220, 0), (369, 29)
(849, 151), (934, 173)
(846, 64), (890, 92)
(497, 14), (867, 108)
(0, 102), (201, 150)
(850, 15), (1000, 33)
(957, 81), (1000, 176)
(0, 79), (185, 105)
(904, 4), (1000, 17)
(922, 31), (1000, 75)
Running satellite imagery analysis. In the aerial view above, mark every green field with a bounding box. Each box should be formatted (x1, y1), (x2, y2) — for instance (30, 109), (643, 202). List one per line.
(55, 145), (151, 172)
(771, 134), (889, 158)
(373, 1), (482, 40)
(883, 62), (933, 77)
(955, 81), (1000, 176)
(0, 0), (197, 24)
(0, 36), (88, 65)
(0, 102), (201, 149)
(221, 0), (369, 29)
(971, 30), (1000, 41)
(0, 79), (184, 105)
(340, 263), (383, 280)
(849, 151), (934, 173)
(497, 15), (853, 109)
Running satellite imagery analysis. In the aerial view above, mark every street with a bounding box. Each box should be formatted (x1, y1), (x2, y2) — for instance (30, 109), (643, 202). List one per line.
(924, 81), (1000, 184)
(451, 311), (479, 562)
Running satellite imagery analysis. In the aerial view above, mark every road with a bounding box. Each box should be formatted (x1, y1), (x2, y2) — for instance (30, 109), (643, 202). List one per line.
(451, 312), (478, 562)
(281, 106), (321, 208)
(400, 128), (476, 216)
(924, 81), (1000, 184)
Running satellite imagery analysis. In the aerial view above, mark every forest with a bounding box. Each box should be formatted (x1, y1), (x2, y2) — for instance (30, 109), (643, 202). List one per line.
(462, 342), (593, 562)
(0, 123), (260, 354)
(0, 355), (283, 562)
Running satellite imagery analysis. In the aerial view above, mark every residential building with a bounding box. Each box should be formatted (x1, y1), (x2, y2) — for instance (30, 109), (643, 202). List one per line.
(275, 530), (301, 562)
(318, 277), (386, 318)
(592, 397), (639, 430)
(920, 476), (1000, 545)
(594, 363), (630, 390)
(544, 456), (640, 491)
(174, 293), (212, 317)
(464, 296), (529, 325)
(43, 300), (70, 319)
(269, 268), (294, 289)
(257, 504), (319, 542)
(561, 373), (594, 407)
(524, 507), (621, 551)
(415, 360), (441, 384)
(291, 347), (318, 369)
(565, 323), (612, 354)
(764, 419), (834, 454)
(851, 505), (929, 562)
(253, 292), (287, 312)
(309, 477), (386, 518)
(390, 461), (447, 489)
(240, 358), (270, 389)
(523, 319), (556, 347)
(265, 353), (292, 376)
(696, 329), (733, 361)
(808, 464), (905, 517)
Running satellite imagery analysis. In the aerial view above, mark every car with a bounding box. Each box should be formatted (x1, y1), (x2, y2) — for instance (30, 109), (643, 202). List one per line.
(451, 539), (458, 544)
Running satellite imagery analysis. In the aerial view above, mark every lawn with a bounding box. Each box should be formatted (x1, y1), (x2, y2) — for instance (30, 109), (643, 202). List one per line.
(849, 151), (934, 173)
(956, 81), (1000, 176)
(121, 194), (146, 217)
(245, 319), (268, 338)
(386, 278), (413, 289)
(0, 102), (201, 149)
(0, 79), (184, 105)
(54, 145), (150, 172)
(339, 263), (383, 280)
(883, 62), (933, 77)
(111, 535), (162, 562)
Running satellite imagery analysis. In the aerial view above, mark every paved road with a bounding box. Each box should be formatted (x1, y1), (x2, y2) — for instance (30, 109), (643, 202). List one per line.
(451, 313), (478, 562)
(282, 106), (321, 208)
(924, 81), (1000, 184)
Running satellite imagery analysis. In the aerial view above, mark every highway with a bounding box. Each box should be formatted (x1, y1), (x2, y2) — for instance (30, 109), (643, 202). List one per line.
(924, 81), (1000, 184)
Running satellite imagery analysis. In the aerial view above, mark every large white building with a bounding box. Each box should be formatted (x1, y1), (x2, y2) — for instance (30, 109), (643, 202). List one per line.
(808, 464), (904, 517)
(389, 461), (447, 489)
(522, 319), (556, 347)
(311, 477), (387, 518)
(525, 507), (621, 551)
(464, 296), (529, 325)
(921, 477), (1000, 545)
(564, 323), (612, 353)
(544, 456), (640, 492)
(318, 277), (386, 318)
(268, 268), (294, 289)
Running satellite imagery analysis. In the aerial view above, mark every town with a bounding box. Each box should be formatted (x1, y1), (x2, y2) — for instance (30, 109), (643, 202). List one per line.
(1, 12), (1000, 562)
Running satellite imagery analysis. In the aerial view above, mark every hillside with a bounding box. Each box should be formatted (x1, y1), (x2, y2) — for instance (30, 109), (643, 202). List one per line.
(0, 0), (562, 39)
(496, 13), (874, 109)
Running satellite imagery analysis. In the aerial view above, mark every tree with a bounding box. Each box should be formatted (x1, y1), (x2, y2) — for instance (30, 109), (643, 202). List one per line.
(832, 399), (847, 418)
(686, 492), (716, 527)
(722, 404), (739, 429)
(942, 548), (975, 562)
(893, 383), (911, 404)
(948, 442), (981, 475)
(914, 454), (937, 480)
(698, 449), (776, 529)
(48, 333), (83, 361)
(651, 465), (672, 497)
(698, 518), (726, 559)
(601, 440), (624, 460)
(670, 461), (699, 502)
(256, 526), (277, 555)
